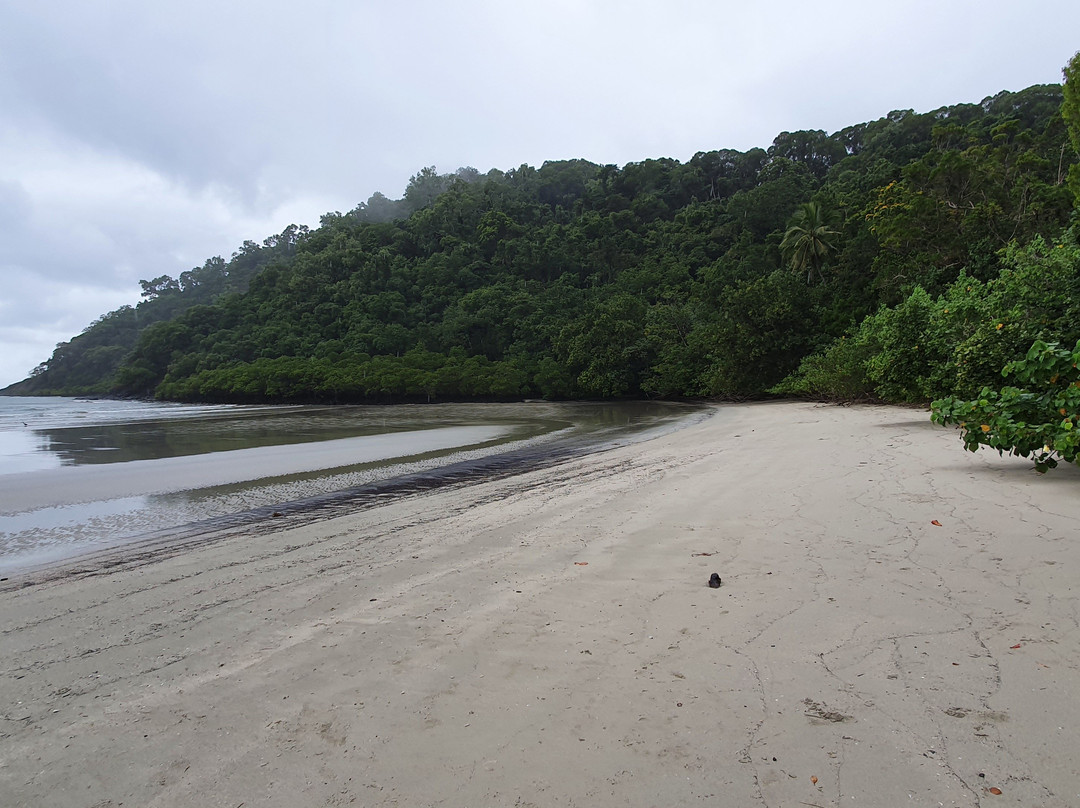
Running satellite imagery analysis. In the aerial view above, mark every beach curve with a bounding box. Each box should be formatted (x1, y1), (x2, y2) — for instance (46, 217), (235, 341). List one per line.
(1, 401), (1078, 807)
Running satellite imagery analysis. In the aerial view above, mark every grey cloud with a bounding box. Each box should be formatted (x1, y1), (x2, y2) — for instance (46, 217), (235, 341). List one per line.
(0, 179), (31, 235)
(1, 0), (1079, 387)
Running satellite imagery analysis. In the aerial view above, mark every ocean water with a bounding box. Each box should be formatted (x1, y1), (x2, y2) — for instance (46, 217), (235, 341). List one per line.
(0, 396), (703, 574)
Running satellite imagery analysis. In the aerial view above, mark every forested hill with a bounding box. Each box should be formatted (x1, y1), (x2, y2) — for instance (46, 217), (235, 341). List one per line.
(6, 80), (1079, 404)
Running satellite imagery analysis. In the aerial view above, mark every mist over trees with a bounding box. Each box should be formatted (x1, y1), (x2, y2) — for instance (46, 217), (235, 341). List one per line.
(6, 63), (1080, 407)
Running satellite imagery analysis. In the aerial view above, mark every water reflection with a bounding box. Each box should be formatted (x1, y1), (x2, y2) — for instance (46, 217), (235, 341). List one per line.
(13, 401), (690, 468)
(30, 406), (441, 465)
(0, 430), (62, 473)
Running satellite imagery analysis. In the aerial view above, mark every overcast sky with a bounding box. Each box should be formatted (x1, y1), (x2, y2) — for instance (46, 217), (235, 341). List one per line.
(1, 1), (1078, 387)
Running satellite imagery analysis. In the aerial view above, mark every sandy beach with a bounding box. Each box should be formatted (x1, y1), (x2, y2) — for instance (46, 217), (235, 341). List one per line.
(1, 401), (1078, 807)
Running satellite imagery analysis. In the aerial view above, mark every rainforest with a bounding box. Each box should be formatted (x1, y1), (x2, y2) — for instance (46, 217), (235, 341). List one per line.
(6, 58), (1080, 411)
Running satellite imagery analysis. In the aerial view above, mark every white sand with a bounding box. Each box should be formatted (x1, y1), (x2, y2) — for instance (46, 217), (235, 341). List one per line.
(1, 401), (1078, 807)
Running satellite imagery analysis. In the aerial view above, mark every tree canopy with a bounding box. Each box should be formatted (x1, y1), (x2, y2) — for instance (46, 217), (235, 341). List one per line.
(5, 77), (1077, 410)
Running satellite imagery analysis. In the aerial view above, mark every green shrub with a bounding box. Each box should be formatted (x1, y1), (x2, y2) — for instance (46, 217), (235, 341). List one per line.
(931, 339), (1080, 472)
(771, 334), (874, 400)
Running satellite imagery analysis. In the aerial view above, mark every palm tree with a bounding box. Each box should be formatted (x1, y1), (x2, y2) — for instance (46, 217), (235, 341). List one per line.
(780, 201), (841, 283)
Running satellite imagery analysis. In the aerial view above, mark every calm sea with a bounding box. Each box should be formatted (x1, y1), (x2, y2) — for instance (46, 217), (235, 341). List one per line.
(0, 396), (704, 574)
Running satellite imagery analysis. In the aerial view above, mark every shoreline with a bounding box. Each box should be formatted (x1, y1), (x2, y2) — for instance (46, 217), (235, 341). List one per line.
(0, 400), (706, 579)
(1, 401), (1079, 806)
(0, 426), (515, 513)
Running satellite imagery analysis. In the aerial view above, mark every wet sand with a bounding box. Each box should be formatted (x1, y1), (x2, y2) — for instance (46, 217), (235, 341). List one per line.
(1, 401), (1079, 807)
(0, 425), (510, 512)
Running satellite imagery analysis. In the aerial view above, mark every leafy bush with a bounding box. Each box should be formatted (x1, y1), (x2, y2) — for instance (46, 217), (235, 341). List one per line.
(780, 231), (1080, 404)
(770, 333), (875, 400)
(931, 339), (1080, 472)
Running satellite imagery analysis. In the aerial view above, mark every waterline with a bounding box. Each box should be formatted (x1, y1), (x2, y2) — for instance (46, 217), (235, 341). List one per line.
(0, 399), (706, 574)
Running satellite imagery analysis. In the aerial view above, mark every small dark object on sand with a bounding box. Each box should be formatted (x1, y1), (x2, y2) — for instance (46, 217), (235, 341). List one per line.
(708, 573), (722, 588)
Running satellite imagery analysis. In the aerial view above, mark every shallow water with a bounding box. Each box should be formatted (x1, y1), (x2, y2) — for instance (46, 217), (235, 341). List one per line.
(0, 397), (706, 573)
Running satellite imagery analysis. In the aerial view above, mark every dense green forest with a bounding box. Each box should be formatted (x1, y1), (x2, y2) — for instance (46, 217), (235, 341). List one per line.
(6, 60), (1080, 408)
